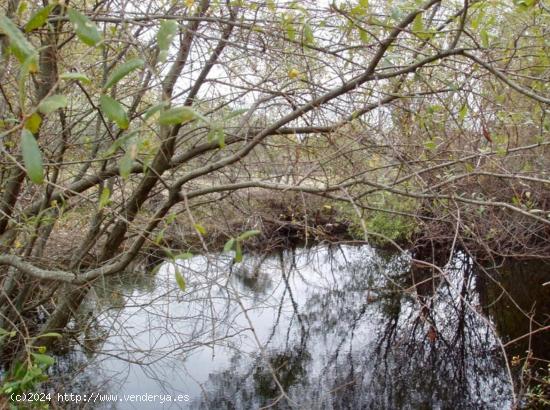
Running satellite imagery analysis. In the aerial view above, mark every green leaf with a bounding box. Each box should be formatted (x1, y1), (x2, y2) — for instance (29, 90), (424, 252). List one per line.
(38, 95), (68, 114)
(104, 58), (144, 90)
(0, 15), (39, 68)
(24, 113), (42, 133)
(303, 22), (314, 45)
(21, 129), (44, 184)
(98, 187), (111, 209)
(496, 145), (507, 157)
(223, 108), (248, 121)
(412, 14), (424, 35)
(154, 228), (165, 245)
(412, 13), (432, 40)
(207, 128), (225, 148)
(234, 240), (243, 263)
(175, 269), (186, 291)
(144, 102), (169, 120)
(33, 332), (62, 340)
(471, 9), (484, 30)
(157, 20), (178, 62)
(427, 104), (443, 114)
(67, 8), (102, 47)
(174, 252), (193, 260)
(282, 14), (296, 41)
(103, 129), (140, 157)
(31, 353), (55, 366)
(159, 106), (199, 126)
(480, 29), (489, 48)
(0, 328), (16, 338)
(514, 0), (537, 10)
(358, 28), (369, 43)
(119, 150), (133, 179)
(60, 71), (91, 84)
(352, 0), (369, 16)
(17, 1), (28, 18)
(25, 4), (54, 32)
(237, 230), (260, 241)
(223, 238), (235, 252)
(100, 95), (129, 129)
(423, 139), (436, 151)
(194, 223), (206, 235)
(165, 213), (177, 225)
(459, 104), (468, 121)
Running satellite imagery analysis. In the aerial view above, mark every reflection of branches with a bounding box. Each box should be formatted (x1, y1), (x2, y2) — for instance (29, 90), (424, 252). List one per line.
(229, 278), (297, 409)
(52, 243), (542, 409)
(368, 258), (511, 408)
(279, 252), (308, 344)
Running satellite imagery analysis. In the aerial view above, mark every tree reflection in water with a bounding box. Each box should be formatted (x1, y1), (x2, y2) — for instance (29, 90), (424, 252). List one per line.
(50, 245), (548, 409)
(190, 246), (545, 409)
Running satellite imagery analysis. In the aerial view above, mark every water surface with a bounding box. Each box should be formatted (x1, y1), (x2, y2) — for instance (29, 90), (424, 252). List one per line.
(49, 245), (549, 409)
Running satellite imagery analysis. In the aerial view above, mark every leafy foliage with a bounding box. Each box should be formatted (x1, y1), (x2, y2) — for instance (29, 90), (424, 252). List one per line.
(20, 129), (44, 184)
(24, 5), (54, 32)
(38, 95), (68, 114)
(67, 8), (102, 47)
(99, 95), (129, 129)
(104, 58), (145, 90)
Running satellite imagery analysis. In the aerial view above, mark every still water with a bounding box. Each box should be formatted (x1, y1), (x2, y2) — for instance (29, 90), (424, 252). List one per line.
(49, 245), (549, 409)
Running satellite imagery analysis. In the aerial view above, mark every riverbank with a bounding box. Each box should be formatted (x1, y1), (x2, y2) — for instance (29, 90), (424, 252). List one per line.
(41, 187), (550, 273)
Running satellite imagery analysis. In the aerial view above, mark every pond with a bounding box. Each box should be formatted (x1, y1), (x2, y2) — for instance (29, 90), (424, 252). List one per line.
(47, 244), (549, 409)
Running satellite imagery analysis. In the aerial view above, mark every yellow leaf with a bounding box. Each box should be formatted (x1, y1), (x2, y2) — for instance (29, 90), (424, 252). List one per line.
(194, 223), (206, 235)
(288, 68), (300, 79)
(185, 0), (194, 7)
(24, 113), (42, 133)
